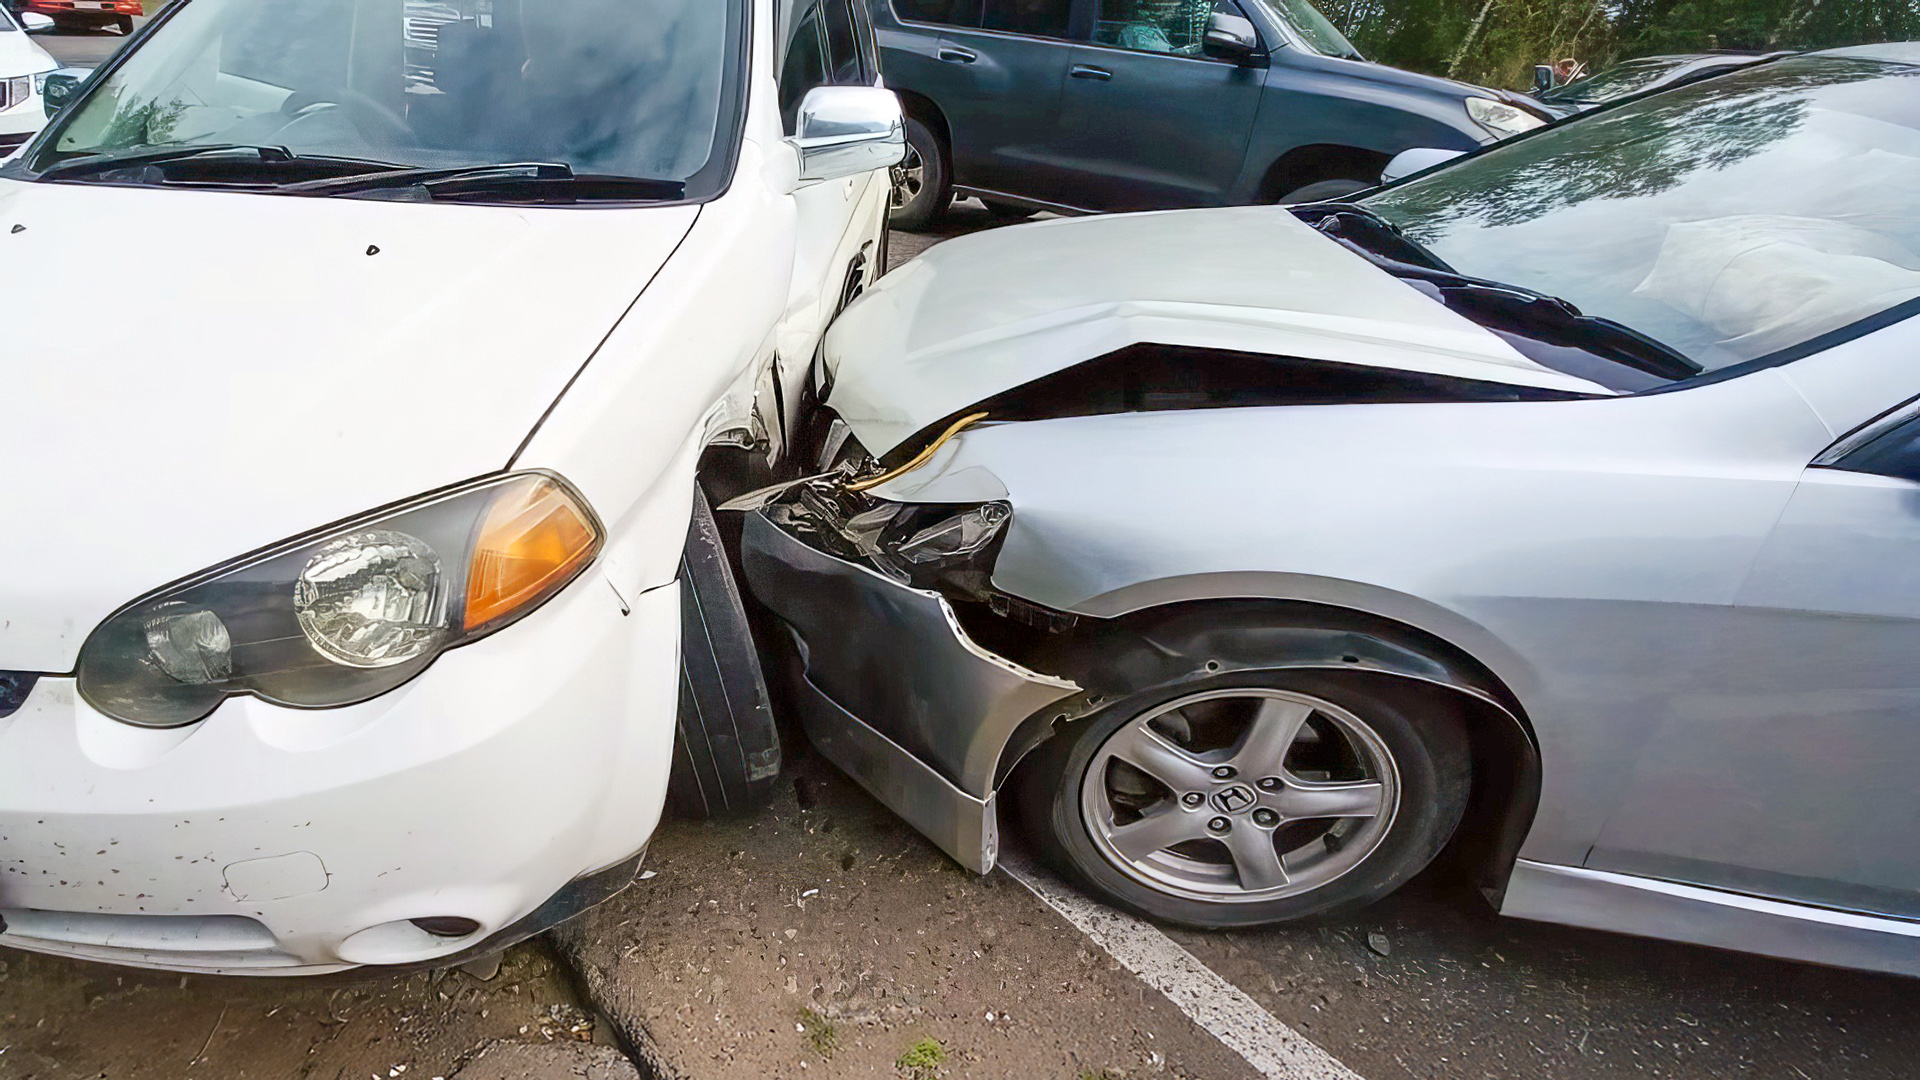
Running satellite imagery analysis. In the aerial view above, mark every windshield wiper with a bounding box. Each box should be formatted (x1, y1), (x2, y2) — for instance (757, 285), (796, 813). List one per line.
(36, 144), (300, 180)
(34, 144), (406, 183)
(1303, 210), (1701, 381)
(281, 162), (686, 202)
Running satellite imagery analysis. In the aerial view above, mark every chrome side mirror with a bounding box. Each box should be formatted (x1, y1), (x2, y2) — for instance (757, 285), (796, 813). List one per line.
(791, 85), (905, 184)
(22, 11), (54, 31)
(1380, 146), (1467, 184)
(1203, 13), (1262, 64)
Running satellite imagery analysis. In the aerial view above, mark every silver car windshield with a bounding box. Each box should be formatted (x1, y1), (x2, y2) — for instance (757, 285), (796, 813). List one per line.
(29, 0), (742, 191)
(1363, 50), (1920, 373)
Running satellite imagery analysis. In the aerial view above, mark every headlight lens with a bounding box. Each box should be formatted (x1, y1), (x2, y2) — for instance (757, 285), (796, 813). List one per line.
(31, 72), (50, 95)
(79, 472), (602, 728)
(1466, 96), (1547, 138)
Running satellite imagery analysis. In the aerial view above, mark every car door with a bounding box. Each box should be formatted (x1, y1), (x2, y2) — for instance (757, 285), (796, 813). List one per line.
(780, 0), (889, 445)
(932, 0), (1080, 205)
(1584, 381), (1920, 920)
(1053, 0), (1264, 210)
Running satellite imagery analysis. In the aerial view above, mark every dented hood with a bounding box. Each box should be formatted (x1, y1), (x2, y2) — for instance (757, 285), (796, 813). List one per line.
(824, 207), (1610, 456)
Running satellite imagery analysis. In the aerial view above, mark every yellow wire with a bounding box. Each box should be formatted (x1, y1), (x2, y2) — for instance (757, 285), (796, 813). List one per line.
(847, 412), (990, 492)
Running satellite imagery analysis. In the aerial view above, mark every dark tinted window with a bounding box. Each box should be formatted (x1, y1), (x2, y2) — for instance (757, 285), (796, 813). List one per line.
(893, 0), (982, 27)
(823, 0), (865, 84)
(982, 0), (1071, 37)
(781, 9), (829, 131)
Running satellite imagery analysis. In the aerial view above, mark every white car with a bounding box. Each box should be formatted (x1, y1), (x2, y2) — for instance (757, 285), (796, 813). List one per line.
(0, 0), (899, 974)
(0, 6), (56, 158)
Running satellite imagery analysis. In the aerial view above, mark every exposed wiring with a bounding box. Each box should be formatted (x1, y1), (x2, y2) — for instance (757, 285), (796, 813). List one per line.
(848, 412), (990, 492)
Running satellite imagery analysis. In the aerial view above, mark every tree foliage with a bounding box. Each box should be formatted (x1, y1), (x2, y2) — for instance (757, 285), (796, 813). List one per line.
(1319, 0), (1920, 88)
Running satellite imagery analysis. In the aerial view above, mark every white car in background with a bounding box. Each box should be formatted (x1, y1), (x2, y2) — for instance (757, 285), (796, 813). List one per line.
(0, 5), (56, 157)
(0, 0), (898, 975)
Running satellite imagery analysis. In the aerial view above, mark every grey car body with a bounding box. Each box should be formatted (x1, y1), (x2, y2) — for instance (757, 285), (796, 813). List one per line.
(744, 44), (1920, 973)
(872, 0), (1546, 215)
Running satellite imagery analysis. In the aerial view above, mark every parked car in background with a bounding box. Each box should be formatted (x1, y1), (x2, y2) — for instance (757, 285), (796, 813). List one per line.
(0, 3), (55, 155)
(873, 0), (1549, 228)
(743, 43), (1920, 977)
(21, 0), (141, 35)
(0, 0), (899, 975)
(1530, 49), (1792, 115)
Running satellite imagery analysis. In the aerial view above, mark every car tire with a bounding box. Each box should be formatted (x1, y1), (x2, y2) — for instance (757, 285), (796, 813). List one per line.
(1277, 177), (1374, 204)
(983, 200), (1037, 222)
(1016, 668), (1469, 928)
(888, 117), (950, 233)
(665, 485), (782, 819)
(115, 14), (132, 33)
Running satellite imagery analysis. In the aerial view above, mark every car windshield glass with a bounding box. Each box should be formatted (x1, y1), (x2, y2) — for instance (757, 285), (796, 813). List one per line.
(1245, 0), (1359, 60)
(1537, 57), (1690, 104)
(1360, 49), (1920, 374)
(25, 0), (742, 195)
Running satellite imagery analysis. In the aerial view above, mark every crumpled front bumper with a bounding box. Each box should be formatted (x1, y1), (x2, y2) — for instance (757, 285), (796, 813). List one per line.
(741, 511), (1079, 873)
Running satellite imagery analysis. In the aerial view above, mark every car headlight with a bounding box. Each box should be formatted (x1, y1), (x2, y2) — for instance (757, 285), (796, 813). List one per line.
(78, 471), (603, 728)
(1466, 96), (1546, 139)
(31, 72), (50, 95)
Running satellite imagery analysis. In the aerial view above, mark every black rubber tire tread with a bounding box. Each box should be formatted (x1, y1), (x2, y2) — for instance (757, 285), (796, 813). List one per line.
(1017, 669), (1470, 929)
(115, 14), (133, 33)
(1278, 177), (1375, 204)
(888, 117), (951, 233)
(983, 200), (1038, 222)
(665, 486), (782, 819)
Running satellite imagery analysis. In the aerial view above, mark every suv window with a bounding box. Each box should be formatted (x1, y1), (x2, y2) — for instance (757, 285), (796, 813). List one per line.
(781, 6), (829, 131)
(982, 0), (1071, 38)
(894, 0), (983, 28)
(1094, 0), (1237, 57)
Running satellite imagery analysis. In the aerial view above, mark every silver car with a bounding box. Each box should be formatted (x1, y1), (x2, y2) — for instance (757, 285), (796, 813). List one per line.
(741, 44), (1920, 975)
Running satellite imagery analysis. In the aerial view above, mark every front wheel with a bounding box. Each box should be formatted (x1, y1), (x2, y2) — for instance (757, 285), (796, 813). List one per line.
(114, 13), (132, 33)
(888, 117), (950, 233)
(1017, 671), (1469, 928)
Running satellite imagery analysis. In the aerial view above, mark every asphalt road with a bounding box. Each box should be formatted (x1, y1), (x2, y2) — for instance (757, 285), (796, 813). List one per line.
(3, 196), (1917, 1078)
(33, 16), (145, 69)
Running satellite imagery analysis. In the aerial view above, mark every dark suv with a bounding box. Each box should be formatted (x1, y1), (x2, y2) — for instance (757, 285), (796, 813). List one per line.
(875, 0), (1550, 228)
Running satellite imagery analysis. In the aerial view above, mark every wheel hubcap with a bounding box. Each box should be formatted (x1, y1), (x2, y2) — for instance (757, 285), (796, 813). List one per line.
(889, 145), (925, 211)
(1080, 688), (1401, 904)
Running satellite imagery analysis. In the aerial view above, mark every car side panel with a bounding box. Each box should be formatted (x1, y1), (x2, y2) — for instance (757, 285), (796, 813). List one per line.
(883, 369), (1832, 868)
(1232, 49), (1487, 201)
(928, 26), (1078, 202)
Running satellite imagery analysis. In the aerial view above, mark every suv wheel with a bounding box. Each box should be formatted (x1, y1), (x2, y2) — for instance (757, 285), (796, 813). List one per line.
(1017, 669), (1469, 928)
(1277, 177), (1374, 204)
(888, 117), (950, 233)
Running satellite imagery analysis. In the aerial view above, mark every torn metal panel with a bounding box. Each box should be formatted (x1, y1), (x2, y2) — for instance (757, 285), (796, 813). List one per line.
(819, 206), (1611, 457)
(742, 511), (1080, 871)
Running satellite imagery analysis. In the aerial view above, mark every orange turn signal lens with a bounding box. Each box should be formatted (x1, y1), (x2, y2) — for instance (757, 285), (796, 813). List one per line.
(464, 475), (603, 632)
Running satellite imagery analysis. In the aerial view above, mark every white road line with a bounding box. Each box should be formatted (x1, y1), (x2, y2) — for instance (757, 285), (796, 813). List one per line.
(999, 853), (1365, 1080)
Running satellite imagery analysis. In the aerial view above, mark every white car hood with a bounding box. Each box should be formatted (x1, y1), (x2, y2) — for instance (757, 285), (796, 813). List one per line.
(0, 180), (697, 671)
(0, 29), (56, 77)
(824, 206), (1610, 457)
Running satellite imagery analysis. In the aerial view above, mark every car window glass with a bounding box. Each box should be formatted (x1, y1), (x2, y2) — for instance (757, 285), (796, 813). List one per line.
(781, 7), (829, 130)
(893, 0), (982, 28)
(1362, 53), (1920, 374)
(33, 0), (740, 189)
(853, 0), (879, 81)
(1094, 0), (1240, 57)
(981, 0), (1070, 38)
(823, 0), (864, 85)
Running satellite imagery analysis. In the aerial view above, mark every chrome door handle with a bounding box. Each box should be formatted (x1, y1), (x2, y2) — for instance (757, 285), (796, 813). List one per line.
(1070, 64), (1113, 80)
(938, 46), (977, 63)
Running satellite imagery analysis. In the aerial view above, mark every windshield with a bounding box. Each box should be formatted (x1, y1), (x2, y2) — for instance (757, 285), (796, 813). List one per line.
(1538, 56), (1689, 105)
(25, 0), (744, 197)
(1360, 50), (1920, 375)
(1246, 0), (1360, 60)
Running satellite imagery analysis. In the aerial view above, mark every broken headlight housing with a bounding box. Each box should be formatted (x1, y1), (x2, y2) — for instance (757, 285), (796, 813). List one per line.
(78, 472), (602, 728)
(763, 477), (1010, 598)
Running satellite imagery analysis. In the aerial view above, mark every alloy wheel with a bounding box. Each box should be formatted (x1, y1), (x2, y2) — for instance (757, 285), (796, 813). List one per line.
(889, 144), (925, 211)
(1079, 688), (1401, 904)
